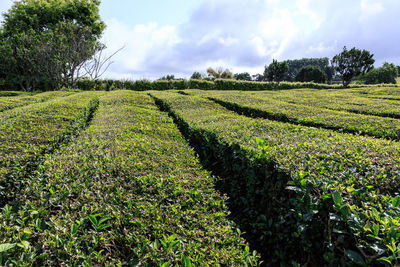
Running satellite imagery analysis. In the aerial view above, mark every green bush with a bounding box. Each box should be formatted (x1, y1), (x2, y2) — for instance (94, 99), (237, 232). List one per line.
(150, 91), (400, 266)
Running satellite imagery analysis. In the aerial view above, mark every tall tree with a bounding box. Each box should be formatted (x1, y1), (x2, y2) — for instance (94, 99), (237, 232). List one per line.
(234, 72), (252, 81)
(264, 59), (288, 85)
(295, 65), (327, 83)
(331, 46), (375, 88)
(0, 0), (105, 91)
(206, 67), (233, 79)
(284, 58), (334, 82)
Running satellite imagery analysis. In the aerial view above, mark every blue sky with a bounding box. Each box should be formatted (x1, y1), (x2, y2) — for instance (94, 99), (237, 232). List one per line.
(1, 0), (400, 80)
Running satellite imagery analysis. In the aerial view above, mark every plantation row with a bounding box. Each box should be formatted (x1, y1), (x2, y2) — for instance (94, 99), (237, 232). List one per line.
(150, 91), (400, 266)
(0, 91), (102, 193)
(0, 91), (73, 113)
(0, 91), (259, 266)
(74, 78), (399, 92)
(185, 89), (400, 141)
(254, 88), (400, 119)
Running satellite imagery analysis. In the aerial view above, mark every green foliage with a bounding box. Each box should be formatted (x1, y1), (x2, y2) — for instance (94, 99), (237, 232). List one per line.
(0, 91), (102, 204)
(284, 57), (334, 82)
(206, 67), (233, 79)
(151, 91), (400, 265)
(0, 0), (105, 91)
(264, 59), (289, 84)
(190, 72), (203, 80)
(187, 89), (400, 140)
(263, 87), (400, 119)
(0, 91), (72, 112)
(0, 91), (260, 265)
(159, 75), (175, 80)
(1, 0), (104, 37)
(359, 62), (398, 84)
(295, 65), (327, 83)
(234, 72), (252, 81)
(331, 46), (375, 87)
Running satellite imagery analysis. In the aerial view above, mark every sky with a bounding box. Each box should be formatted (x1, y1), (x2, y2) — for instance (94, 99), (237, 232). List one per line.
(1, 0), (400, 80)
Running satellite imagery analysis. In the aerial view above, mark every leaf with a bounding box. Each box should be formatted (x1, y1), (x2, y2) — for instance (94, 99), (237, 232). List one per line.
(98, 216), (111, 225)
(333, 191), (343, 208)
(392, 196), (400, 208)
(0, 243), (16, 253)
(345, 249), (365, 265)
(17, 240), (30, 250)
(88, 214), (98, 226)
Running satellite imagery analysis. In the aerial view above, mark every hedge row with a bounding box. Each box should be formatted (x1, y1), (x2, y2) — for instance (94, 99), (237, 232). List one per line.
(262, 88), (400, 119)
(0, 91), (103, 205)
(186, 89), (400, 141)
(75, 78), (216, 91)
(0, 91), (73, 112)
(150, 91), (400, 266)
(0, 91), (259, 266)
(75, 78), (400, 91)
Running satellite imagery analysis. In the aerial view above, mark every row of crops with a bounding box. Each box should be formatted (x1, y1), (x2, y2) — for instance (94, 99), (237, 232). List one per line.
(150, 89), (400, 266)
(0, 90), (258, 266)
(1, 87), (400, 265)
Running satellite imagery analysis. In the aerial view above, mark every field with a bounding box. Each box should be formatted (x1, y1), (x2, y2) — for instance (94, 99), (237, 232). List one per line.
(0, 87), (400, 266)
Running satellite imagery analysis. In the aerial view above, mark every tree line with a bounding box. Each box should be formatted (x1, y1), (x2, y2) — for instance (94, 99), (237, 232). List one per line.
(193, 48), (399, 88)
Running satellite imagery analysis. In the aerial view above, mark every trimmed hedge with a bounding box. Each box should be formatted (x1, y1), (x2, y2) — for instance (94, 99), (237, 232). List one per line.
(150, 91), (400, 266)
(0, 91), (103, 206)
(0, 91), (74, 112)
(75, 78), (400, 91)
(259, 88), (400, 119)
(186, 89), (400, 141)
(0, 91), (259, 266)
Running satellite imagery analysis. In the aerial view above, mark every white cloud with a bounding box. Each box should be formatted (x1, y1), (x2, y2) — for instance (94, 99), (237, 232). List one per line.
(102, 19), (180, 79)
(360, 0), (384, 19)
(67, 0), (400, 78)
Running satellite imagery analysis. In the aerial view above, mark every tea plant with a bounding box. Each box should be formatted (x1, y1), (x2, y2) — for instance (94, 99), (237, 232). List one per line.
(186, 89), (400, 140)
(151, 91), (400, 266)
(0, 91), (259, 266)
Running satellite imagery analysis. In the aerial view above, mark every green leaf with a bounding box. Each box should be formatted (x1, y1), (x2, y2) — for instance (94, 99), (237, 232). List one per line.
(392, 196), (400, 208)
(345, 249), (364, 265)
(0, 243), (16, 253)
(333, 191), (343, 208)
(88, 214), (98, 226)
(17, 240), (30, 250)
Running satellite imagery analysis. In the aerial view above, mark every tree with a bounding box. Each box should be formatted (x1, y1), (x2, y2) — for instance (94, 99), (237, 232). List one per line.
(206, 67), (233, 79)
(359, 62), (398, 84)
(234, 72), (252, 81)
(331, 46), (375, 87)
(83, 44), (124, 81)
(0, 0), (105, 91)
(159, 75), (175, 80)
(295, 65), (327, 83)
(264, 59), (288, 84)
(191, 72), (203, 79)
(284, 58), (334, 83)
